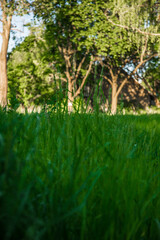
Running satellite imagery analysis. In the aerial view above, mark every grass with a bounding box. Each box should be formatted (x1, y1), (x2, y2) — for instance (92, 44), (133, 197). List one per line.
(0, 109), (160, 240)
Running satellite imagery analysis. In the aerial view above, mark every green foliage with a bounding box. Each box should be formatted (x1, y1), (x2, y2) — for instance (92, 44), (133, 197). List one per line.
(2, 0), (31, 16)
(70, 0), (159, 58)
(32, 0), (96, 105)
(72, 97), (86, 113)
(0, 110), (160, 239)
(6, 0), (160, 111)
(7, 26), (62, 107)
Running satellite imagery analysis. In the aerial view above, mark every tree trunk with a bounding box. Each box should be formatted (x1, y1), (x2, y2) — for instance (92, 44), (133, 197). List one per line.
(62, 47), (93, 113)
(68, 79), (74, 112)
(111, 81), (118, 114)
(155, 97), (160, 108)
(0, 10), (12, 107)
(0, 53), (8, 107)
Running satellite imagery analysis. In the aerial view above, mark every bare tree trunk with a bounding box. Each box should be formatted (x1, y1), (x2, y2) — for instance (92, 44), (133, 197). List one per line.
(111, 80), (118, 114)
(0, 6), (12, 107)
(0, 53), (8, 107)
(64, 56), (74, 112)
(68, 79), (73, 112)
(60, 44), (93, 113)
(66, 54), (93, 113)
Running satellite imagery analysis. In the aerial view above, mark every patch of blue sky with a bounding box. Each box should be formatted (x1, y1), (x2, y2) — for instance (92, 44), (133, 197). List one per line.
(0, 13), (34, 53)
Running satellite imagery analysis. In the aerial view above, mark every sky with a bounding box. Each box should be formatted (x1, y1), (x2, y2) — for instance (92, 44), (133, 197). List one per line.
(0, 13), (34, 53)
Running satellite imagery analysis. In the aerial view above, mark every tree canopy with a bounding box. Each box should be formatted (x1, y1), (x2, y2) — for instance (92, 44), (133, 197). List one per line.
(1, 0), (160, 113)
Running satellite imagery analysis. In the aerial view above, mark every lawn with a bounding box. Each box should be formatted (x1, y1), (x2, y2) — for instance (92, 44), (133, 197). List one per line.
(0, 110), (160, 240)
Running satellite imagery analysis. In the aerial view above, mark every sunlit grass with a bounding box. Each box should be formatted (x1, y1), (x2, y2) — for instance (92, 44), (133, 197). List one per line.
(0, 110), (160, 240)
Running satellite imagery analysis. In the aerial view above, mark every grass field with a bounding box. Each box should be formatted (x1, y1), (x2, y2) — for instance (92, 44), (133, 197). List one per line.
(0, 110), (160, 240)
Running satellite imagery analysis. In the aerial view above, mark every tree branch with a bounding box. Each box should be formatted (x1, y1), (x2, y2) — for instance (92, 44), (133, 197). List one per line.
(75, 49), (89, 81)
(133, 53), (158, 75)
(73, 56), (94, 98)
(140, 36), (148, 62)
(11, 28), (23, 33)
(135, 73), (157, 97)
(61, 77), (67, 82)
(115, 53), (158, 98)
(106, 16), (160, 37)
(109, 67), (115, 80)
(23, 69), (34, 79)
(103, 75), (113, 86)
(64, 52), (72, 83)
(115, 77), (128, 98)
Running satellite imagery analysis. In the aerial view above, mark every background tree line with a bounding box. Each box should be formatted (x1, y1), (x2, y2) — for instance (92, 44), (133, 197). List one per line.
(0, 0), (160, 114)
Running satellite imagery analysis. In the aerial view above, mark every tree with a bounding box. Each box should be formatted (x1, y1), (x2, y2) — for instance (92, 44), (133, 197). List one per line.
(7, 25), (61, 107)
(71, 0), (160, 114)
(0, 0), (30, 107)
(101, 37), (159, 113)
(33, 0), (95, 112)
(105, 0), (160, 113)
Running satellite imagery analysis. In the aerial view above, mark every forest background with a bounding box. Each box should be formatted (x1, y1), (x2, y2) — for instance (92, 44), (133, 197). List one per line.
(0, 0), (160, 114)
